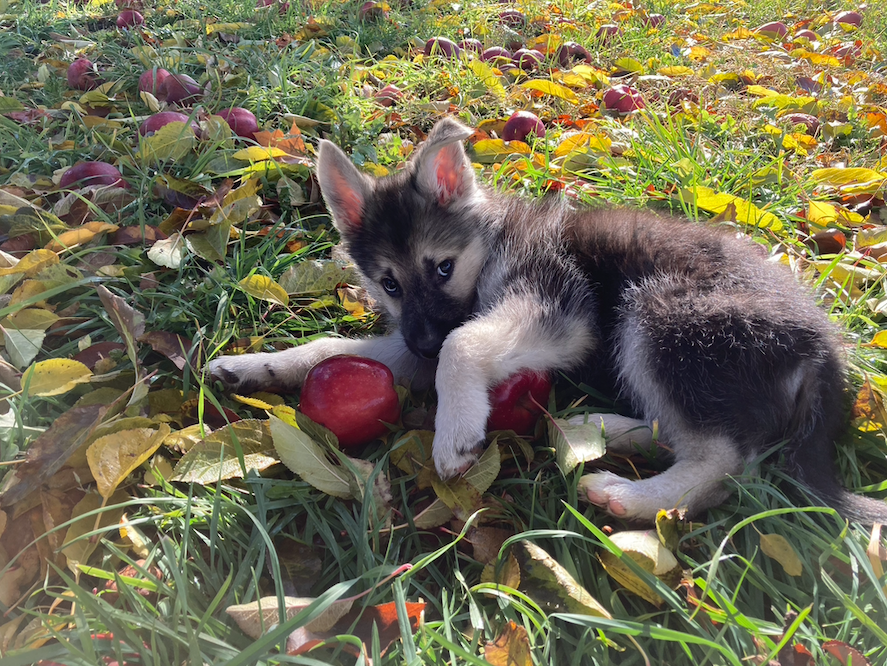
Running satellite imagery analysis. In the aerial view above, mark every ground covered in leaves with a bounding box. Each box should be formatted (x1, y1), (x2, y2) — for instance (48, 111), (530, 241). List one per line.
(0, 0), (886, 663)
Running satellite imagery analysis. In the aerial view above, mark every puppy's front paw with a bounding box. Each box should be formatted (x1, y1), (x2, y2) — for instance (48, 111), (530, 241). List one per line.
(433, 436), (484, 480)
(206, 353), (290, 393)
(578, 471), (659, 521)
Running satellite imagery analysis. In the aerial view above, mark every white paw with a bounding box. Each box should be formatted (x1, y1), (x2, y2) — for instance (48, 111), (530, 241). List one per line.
(577, 471), (661, 522)
(207, 353), (293, 392)
(432, 431), (483, 480)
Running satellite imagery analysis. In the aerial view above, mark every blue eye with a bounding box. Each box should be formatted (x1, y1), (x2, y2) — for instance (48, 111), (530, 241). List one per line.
(437, 260), (453, 279)
(382, 277), (400, 296)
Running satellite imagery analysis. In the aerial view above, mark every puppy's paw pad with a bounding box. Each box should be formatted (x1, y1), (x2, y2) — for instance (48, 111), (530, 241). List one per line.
(577, 471), (635, 517)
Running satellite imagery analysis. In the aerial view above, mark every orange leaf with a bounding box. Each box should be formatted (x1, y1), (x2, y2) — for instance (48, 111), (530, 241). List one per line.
(823, 640), (870, 666)
(254, 121), (306, 155)
(484, 621), (532, 666)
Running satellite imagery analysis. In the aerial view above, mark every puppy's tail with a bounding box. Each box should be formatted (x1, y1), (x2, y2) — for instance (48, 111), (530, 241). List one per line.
(790, 449), (887, 525)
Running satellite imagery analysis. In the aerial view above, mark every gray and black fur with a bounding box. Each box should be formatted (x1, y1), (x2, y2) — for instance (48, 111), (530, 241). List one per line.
(209, 118), (887, 523)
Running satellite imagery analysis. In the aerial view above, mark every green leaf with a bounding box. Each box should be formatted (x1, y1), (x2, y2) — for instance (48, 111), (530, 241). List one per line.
(171, 420), (278, 484)
(549, 417), (606, 475)
(136, 122), (197, 163)
(278, 259), (357, 295)
(269, 414), (353, 498)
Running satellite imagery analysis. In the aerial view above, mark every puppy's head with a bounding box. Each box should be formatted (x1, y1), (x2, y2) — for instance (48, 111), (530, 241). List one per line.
(316, 118), (492, 358)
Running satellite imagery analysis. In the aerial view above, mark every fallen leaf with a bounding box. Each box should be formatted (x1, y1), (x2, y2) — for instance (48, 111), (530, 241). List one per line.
(171, 419), (278, 483)
(549, 416), (606, 475)
(760, 533), (803, 576)
(239, 275), (289, 306)
(598, 530), (682, 605)
(484, 620), (532, 666)
(21, 358), (93, 397)
(86, 425), (171, 498)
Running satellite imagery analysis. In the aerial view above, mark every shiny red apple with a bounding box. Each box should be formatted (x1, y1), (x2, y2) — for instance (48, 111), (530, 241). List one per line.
(502, 110), (545, 142)
(487, 370), (552, 435)
(424, 37), (460, 58)
(158, 73), (203, 105)
(138, 68), (171, 95)
(117, 9), (144, 27)
(138, 111), (199, 136)
(59, 161), (127, 189)
(603, 84), (645, 112)
(67, 58), (98, 90)
(299, 356), (401, 448)
(217, 107), (259, 139)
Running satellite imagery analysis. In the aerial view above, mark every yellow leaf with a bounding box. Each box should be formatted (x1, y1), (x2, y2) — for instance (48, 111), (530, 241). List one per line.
(61, 491), (129, 571)
(86, 425), (170, 498)
(468, 60), (506, 98)
(685, 45), (711, 60)
(205, 22), (252, 34)
(599, 530), (682, 606)
(484, 621), (532, 666)
(271, 404), (298, 426)
(792, 49), (841, 66)
(554, 132), (612, 158)
(869, 331), (887, 348)
(232, 394), (277, 410)
(239, 275), (289, 306)
(472, 138), (533, 164)
(682, 186), (783, 231)
(811, 167), (887, 189)
(46, 222), (119, 252)
(3, 308), (59, 331)
(760, 533), (803, 576)
(520, 80), (579, 104)
(21, 358), (93, 396)
(658, 66), (694, 77)
(232, 146), (290, 162)
(0, 249), (59, 277)
(569, 64), (609, 86)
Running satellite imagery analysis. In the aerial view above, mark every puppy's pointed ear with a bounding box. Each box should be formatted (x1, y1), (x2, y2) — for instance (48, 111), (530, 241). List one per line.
(414, 118), (477, 207)
(317, 139), (372, 234)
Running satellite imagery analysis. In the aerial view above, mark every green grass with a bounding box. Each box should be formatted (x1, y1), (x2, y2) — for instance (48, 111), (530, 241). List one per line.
(0, 0), (886, 663)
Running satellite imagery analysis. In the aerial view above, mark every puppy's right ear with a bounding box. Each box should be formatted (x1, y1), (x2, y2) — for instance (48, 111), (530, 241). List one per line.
(316, 140), (372, 234)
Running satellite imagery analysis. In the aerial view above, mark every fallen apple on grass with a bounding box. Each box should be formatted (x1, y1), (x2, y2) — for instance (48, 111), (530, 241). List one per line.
(138, 67), (171, 95)
(158, 73), (203, 105)
(59, 161), (127, 189)
(116, 9), (144, 27)
(299, 356), (401, 448)
(424, 36), (460, 59)
(487, 370), (552, 435)
(67, 58), (98, 90)
(217, 107), (260, 139)
(138, 111), (199, 136)
(502, 110), (545, 142)
(603, 84), (645, 112)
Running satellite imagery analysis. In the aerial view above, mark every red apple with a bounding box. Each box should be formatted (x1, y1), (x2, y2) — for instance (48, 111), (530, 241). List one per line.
(217, 107), (259, 139)
(499, 9), (526, 29)
(67, 58), (98, 90)
(424, 36), (460, 58)
(603, 84), (645, 112)
(556, 42), (592, 67)
(117, 10), (144, 27)
(644, 13), (665, 28)
(513, 48), (544, 71)
(158, 73), (203, 105)
(458, 38), (483, 54)
(755, 21), (788, 38)
(833, 10), (862, 26)
(138, 68), (171, 95)
(502, 110), (544, 142)
(358, 1), (388, 22)
(481, 46), (512, 63)
(299, 356), (401, 448)
(596, 24), (619, 41)
(502, 30), (524, 52)
(374, 84), (402, 107)
(793, 29), (818, 41)
(783, 112), (820, 135)
(487, 370), (551, 435)
(138, 111), (199, 136)
(59, 161), (126, 189)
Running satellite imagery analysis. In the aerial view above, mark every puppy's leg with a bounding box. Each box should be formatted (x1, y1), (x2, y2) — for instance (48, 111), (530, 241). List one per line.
(208, 331), (434, 393)
(432, 296), (595, 479)
(567, 413), (654, 454)
(578, 434), (744, 521)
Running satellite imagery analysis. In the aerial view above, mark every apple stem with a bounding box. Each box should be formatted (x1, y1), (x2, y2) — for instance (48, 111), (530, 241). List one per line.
(338, 563), (413, 603)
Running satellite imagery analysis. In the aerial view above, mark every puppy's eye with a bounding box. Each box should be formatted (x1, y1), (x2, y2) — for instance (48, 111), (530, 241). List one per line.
(437, 259), (453, 279)
(382, 277), (401, 296)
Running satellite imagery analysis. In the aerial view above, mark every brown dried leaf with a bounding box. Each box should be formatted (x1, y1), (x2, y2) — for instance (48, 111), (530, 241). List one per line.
(484, 620), (532, 666)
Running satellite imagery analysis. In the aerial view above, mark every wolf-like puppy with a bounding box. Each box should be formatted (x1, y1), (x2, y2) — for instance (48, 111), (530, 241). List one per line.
(209, 118), (887, 523)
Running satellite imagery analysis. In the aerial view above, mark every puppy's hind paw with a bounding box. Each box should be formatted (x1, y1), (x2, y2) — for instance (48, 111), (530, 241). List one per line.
(578, 471), (657, 521)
